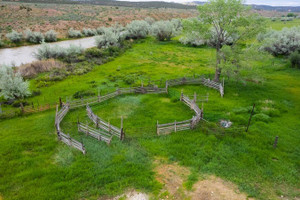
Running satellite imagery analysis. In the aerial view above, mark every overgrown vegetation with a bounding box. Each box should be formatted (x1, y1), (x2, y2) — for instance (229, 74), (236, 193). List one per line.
(6, 30), (23, 43)
(258, 26), (300, 56)
(152, 20), (178, 41)
(68, 28), (83, 38)
(45, 30), (57, 42)
(24, 29), (44, 44)
(34, 43), (84, 61)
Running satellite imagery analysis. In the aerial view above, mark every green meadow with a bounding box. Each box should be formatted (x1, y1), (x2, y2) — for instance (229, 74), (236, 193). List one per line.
(0, 20), (299, 200)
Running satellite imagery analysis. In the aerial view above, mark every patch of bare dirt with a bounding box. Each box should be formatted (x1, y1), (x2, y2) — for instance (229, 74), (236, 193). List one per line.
(189, 176), (254, 200)
(154, 159), (190, 199)
(154, 158), (254, 200)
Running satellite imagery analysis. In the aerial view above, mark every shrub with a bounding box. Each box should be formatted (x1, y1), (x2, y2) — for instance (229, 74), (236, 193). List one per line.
(179, 31), (205, 46)
(126, 20), (150, 39)
(45, 30), (57, 42)
(95, 29), (121, 49)
(259, 26), (300, 56)
(34, 43), (83, 60)
(152, 20), (176, 41)
(73, 90), (95, 99)
(145, 17), (155, 25)
(0, 65), (31, 100)
(253, 113), (270, 123)
(96, 27), (106, 35)
(171, 18), (182, 33)
(290, 51), (300, 69)
(84, 47), (103, 58)
(68, 28), (82, 38)
(82, 28), (97, 37)
(123, 75), (135, 85)
(18, 59), (65, 78)
(24, 29), (44, 44)
(6, 30), (23, 43)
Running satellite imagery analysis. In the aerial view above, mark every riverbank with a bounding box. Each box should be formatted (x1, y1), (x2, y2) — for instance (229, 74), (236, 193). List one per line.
(0, 36), (96, 66)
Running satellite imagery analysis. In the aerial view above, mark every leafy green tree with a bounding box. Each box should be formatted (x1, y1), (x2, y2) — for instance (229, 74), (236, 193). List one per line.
(220, 45), (266, 83)
(0, 65), (31, 100)
(195, 0), (265, 81)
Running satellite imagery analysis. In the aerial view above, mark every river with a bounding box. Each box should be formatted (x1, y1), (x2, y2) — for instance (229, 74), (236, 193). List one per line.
(0, 37), (96, 67)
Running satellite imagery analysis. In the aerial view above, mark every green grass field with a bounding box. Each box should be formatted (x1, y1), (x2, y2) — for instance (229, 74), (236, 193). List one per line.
(0, 20), (300, 200)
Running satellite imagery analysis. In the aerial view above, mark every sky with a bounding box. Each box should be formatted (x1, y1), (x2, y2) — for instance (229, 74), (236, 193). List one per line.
(118, 0), (300, 6)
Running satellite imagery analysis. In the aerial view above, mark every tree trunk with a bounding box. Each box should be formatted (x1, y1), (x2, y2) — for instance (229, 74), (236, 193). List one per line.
(214, 46), (222, 82)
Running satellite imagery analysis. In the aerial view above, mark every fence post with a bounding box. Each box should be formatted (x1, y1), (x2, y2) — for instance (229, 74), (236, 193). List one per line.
(77, 118), (80, 131)
(273, 136), (279, 148)
(96, 117), (99, 128)
(201, 103), (204, 119)
(157, 120), (159, 135)
(165, 81), (168, 94)
(20, 102), (24, 114)
(141, 81), (144, 88)
(68, 133), (72, 146)
(55, 104), (59, 125)
(194, 92), (197, 103)
(98, 88), (101, 102)
(108, 121), (111, 134)
(246, 104), (255, 132)
(120, 116), (124, 140)
(174, 120), (177, 133)
(59, 97), (62, 108)
(180, 90), (183, 101)
(86, 121), (89, 136)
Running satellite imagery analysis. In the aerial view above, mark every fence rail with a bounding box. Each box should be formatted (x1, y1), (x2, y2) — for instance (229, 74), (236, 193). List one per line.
(78, 122), (112, 144)
(57, 131), (86, 154)
(157, 92), (203, 135)
(166, 77), (224, 97)
(55, 104), (86, 154)
(86, 104), (124, 140)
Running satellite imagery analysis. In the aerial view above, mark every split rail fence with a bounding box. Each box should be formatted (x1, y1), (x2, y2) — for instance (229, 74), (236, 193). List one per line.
(86, 104), (124, 140)
(166, 77), (224, 97)
(78, 122), (113, 144)
(53, 76), (224, 154)
(156, 92), (203, 135)
(55, 104), (86, 154)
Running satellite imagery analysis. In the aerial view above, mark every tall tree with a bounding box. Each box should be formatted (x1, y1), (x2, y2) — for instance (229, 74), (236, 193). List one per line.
(197, 0), (265, 81)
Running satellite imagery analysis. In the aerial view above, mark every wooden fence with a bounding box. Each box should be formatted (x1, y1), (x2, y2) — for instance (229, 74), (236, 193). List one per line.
(156, 119), (192, 135)
(55, 104), (86, 154)
(157, 92), (203, 135)
(166, 76), (224, 97)
(86, 104), (124, 140)
(78, 122), (112, 144)
(68, 86), (167, 109)
(57, 131), (86, 154)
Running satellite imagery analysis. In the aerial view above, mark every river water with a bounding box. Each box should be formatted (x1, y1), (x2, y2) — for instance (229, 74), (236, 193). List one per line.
(0, 37), (96, 67)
